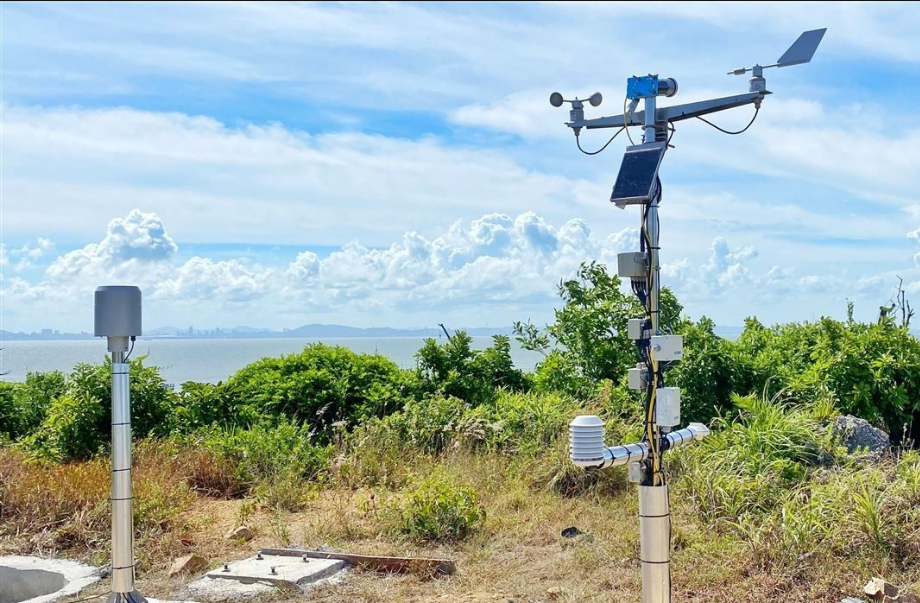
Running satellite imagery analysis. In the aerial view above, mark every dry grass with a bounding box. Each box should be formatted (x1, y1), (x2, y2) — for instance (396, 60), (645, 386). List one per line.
(3, 445), (920, 603)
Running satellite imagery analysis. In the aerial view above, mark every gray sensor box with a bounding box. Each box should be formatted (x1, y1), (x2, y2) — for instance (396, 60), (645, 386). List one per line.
(94, 286), (143, 337)
(617, 252), (647, 279)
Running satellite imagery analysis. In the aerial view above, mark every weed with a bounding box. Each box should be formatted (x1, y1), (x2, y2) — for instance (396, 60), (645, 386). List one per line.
(384, 472), (486, 543)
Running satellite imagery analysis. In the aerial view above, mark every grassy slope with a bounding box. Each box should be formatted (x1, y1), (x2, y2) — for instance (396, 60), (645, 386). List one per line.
(2, 443), (919, 603)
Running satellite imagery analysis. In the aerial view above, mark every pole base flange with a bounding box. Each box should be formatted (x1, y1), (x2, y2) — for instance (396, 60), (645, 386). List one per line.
(107, 591), (148, 603)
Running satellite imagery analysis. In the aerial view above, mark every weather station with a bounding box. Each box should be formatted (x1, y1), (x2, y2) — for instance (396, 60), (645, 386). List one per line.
(551, 29), (827, 603)
(94, 286), (147, 603)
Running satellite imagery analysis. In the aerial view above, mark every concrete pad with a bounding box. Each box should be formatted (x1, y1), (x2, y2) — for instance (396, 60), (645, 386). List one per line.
(0, 556), (101, 603)
(184, 553), (346, 599)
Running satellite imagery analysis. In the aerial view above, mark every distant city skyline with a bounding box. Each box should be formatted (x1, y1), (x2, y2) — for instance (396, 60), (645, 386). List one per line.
(3, 3), (920, 333)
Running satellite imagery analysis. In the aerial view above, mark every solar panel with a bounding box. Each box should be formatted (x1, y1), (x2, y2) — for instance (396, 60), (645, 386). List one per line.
(610, 142), (666, 205)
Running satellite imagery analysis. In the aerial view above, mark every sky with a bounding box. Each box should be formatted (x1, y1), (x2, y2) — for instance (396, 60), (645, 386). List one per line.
(2, 1), (920, 333)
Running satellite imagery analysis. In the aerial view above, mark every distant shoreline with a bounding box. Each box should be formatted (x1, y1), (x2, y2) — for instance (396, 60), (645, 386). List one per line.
(1, 325), (746, 343)
(0, 325), (516, 342)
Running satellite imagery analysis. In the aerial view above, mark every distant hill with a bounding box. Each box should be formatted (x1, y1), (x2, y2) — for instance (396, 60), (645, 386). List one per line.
(0, 324), (515, 341)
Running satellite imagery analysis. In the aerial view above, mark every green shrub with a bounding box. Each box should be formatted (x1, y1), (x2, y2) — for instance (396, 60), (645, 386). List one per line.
(670, 317), (741, 424)
(21, 359), (175, 462)
(169, 381), (259, 432)
(416, 332), (527, 406)
(228, 344), (414, 437)
(67, 359), (175, 439)
(193, 421), (332, 509)
(386, 473), (486, 542)
(0, 372), (68, 441)
(482, 390), (576, 455)
(515, 262), (683, 397)
(679, 394), (832, 526)
(374, 390), (581, 457)
(0, 382), (19, 440)
(378, 395), (480, 454)
(22, 394), (107, 462)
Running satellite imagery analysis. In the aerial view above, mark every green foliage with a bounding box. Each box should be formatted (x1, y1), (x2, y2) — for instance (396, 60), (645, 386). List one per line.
(0, 372), (67, 441)
(515, 262), (638, 396)
(735, 317), (920, 440)
(371, 390), (579, 457)
(416, 332), (527, 405)
(66, 359), (176, 438)
(385, 472), (485, 542)
(170, 381), (259, 432)
(228, 344), (413, 435)
(680, 394), (832, 525)
(515, 262), (683, 397)
(22, 394), (107, 462)
(193, 420), (332, 510)
(21, 358), (175, 462)
(0, 382), (19, 441)
(670, 317), (743, 424)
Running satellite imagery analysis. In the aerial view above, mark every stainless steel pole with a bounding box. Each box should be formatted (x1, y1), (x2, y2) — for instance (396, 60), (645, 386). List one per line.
(107, 337), (146, 603)
(639, 485), (670, 603)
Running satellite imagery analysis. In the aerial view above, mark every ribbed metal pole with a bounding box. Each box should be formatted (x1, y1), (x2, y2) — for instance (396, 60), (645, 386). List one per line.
(639, 485), (670, 603)
(108, 346), (146, 603)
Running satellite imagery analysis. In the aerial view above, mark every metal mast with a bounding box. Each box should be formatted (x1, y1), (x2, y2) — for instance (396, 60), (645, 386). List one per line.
(557, 28), (827, 603)
(95, 286), (147, 603)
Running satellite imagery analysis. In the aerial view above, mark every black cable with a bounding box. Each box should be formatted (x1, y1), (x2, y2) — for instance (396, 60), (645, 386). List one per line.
(575, 127), (625, 155)
(124, 336), (136, 362)
(696, 107), (759, 135)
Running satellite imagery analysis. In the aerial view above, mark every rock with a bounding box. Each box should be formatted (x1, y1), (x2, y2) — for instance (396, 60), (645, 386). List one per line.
(833, 416), (889, 463)
(225, 525), (253, 542)
(169, 554), (208, 577)
(546, 587), (562, 599)
(863, 577), (898, 600)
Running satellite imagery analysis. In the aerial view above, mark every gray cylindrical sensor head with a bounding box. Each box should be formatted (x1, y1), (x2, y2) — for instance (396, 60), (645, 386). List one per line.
(94, 286), (142, 337)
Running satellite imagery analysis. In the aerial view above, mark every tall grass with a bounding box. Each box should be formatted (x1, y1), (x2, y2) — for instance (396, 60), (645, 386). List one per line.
(0, 443), (193, 557)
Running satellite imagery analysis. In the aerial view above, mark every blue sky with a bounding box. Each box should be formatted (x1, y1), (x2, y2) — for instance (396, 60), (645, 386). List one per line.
(2, 1), (920, 333)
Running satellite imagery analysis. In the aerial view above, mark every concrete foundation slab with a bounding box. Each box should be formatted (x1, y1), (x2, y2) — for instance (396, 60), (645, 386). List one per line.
(185, 553), (346, 599)
(0, 556), (101, 603)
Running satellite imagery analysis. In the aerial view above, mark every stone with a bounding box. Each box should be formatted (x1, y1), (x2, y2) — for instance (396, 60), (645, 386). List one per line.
(833, 416), (889, 463)
(863, 577), (898, 600)
(546, 587), (562, 599)
(169, 554), (208, 578)
(225, 526), (253, 542)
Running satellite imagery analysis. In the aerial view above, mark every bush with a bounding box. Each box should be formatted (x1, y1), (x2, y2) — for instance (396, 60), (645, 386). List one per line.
(22, 394), (108, 462)
(734, 317), (920, 441)
(67, 359), (176, 439)
(228, 344), (414, 437)
(515, 262), (682, 397)
(169, 381), (259, 433)
(373, 390), (583, 457)
(21, 359), (175, 462)
(192, 421), (332, 509)
(385, 473), (486, 542)
(670, 317), (741, 424)
(377, 395), (480, 454)
(0, 372), (68, 441)
(0, 382), (19, 440)
(679, 393), (835, 526)
(416, 332), (527, 406)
